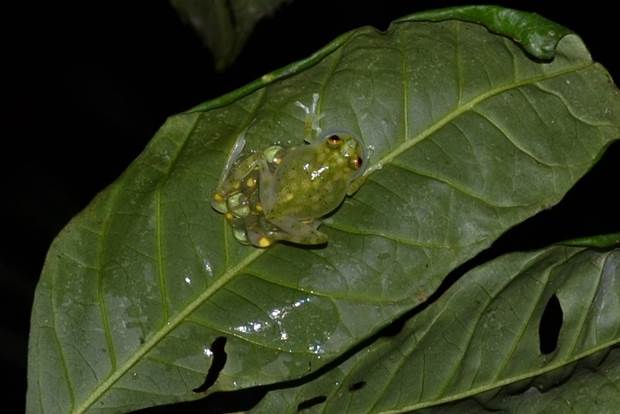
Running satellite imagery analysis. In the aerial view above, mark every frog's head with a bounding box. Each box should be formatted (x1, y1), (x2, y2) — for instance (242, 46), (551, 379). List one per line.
(323, 132), (365, 176)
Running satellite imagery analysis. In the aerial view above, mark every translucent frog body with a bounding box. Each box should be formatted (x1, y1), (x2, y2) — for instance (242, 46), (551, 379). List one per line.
(211, 94), (366, 247)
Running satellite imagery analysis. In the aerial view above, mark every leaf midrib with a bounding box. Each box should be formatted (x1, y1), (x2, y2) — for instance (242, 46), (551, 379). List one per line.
(73, 249), (264, 414)
(74, 60), (594, 414)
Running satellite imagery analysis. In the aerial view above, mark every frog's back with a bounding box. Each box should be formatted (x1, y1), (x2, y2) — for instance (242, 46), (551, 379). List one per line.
(265, 146), (347, 220)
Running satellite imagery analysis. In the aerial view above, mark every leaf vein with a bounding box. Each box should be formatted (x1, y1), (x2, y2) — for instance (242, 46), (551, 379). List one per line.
(389, 161), (503, 208)
(96, 187), (120, 374)
(50, 289), (76, 411)
(564, 251), (608, 357)
(472, 109), (558, 168)
(326, 220), (448, 250)
(534, 81), (616, 128)
(185, 317), (319, 355)
(397, 28), (410, 140)
(145, 355), (205, 375)
(155, 187), (170, 323)
(242, 269), (396, 304)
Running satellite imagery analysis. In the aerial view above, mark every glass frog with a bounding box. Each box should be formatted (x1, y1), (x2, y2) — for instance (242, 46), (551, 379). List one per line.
(211, 93), (367, 248)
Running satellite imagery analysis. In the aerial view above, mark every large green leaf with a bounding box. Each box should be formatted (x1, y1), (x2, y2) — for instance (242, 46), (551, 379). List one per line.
(27, 6), (620, 413)
(251, 240), (620, 413)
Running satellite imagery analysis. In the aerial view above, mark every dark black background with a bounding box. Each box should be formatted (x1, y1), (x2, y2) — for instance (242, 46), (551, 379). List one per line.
(5, 1), (619, 412)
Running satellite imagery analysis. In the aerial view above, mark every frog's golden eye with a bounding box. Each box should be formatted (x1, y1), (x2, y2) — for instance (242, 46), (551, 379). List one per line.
(327, 134), (343, 148)
(350, 156), (363, 170)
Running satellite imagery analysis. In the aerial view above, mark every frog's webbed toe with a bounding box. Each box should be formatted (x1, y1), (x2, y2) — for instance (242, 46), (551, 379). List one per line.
(230, 219), (251, 245)
(245, 215), (280, 248)
(211, 192), (228, 213)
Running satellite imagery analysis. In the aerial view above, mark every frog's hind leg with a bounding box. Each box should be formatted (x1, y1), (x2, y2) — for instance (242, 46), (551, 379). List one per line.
(267, 217), (328, 245)
(211, 151), (261, 213)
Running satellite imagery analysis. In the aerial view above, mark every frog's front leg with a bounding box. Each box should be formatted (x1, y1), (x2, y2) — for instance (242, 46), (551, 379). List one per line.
(346, 144), (375, 196)
(346, 175), (367, 196)
(268, 216), (328, 245)
(295, 93), (324, 143)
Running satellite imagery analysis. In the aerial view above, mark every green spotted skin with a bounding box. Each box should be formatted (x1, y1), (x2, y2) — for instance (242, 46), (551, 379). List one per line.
(261, 134), (363, 220)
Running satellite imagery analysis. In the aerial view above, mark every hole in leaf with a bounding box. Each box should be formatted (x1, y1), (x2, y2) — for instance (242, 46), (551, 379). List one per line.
(297, 395), (327, 411)
(380, 318), (407, 337)
(193, 336), (227, 393)
(349, 381), (366, 391)
(539, 294), (563, 355)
